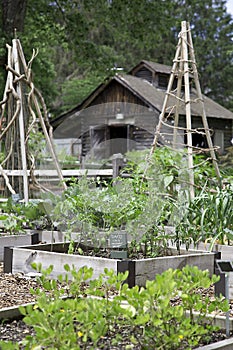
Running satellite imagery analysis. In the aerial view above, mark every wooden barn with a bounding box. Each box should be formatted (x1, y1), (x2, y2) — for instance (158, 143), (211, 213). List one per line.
(51, 60), (233, 161)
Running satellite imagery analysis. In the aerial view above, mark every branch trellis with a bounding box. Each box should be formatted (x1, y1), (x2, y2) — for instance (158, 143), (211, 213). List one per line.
(144, 21), (221, 198)
(0, 38), (66, 203)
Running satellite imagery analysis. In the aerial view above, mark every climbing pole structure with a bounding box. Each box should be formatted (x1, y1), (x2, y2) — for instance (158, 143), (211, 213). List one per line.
(144, 21), (221, 198)
(0, 38), (66, 203)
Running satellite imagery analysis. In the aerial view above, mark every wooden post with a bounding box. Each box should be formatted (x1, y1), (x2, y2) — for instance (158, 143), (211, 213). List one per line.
(172, 57), (183, 149)
(112, 153), (124, 178)
(181, 21), (195, 199)
(12, 39), (29, 203)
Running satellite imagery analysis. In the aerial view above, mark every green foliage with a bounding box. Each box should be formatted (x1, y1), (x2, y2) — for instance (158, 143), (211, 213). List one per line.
(0, 0), (232, 114)
(50, 174), (149, 234)
(0, 213), (25, 235)
(0, 145), (231, 252)
(128, 225), (176, 258)
(219, 146), (233, 178)
(0, 264), (228, 349)
(176, 184), (233, 248)
(59, 72), (105, 113)
(41, 147), (232, 251)
(0, 198), (53, 233)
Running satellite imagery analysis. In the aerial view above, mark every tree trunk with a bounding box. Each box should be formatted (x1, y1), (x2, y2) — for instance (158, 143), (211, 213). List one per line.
(0, 0), (27, 110)
(2, 0), (27, 39)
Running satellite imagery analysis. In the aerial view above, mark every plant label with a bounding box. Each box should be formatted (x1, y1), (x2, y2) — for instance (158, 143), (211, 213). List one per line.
(110, 250), (128, 259)
(110, 232), (127, 249)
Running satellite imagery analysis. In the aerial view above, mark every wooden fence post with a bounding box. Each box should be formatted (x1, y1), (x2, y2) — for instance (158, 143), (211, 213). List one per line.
(112, 153), (124, 178)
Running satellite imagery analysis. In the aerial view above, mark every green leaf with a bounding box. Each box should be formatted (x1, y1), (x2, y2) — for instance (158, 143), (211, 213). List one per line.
(64, 264), (70, 272)
(164, 175), (174, 188)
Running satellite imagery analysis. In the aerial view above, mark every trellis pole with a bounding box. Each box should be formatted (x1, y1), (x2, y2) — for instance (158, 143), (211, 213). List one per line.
(181, 21), (195, 199)
(12, 39), (29, 203)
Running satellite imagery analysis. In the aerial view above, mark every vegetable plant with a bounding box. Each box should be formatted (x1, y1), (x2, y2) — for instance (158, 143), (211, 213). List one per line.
(175, 184), (233, 249)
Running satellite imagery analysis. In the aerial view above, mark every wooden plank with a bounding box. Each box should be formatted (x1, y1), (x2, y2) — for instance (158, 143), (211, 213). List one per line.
(11, 247), (118, 280)
(134, 250), (214, 286)
(12, 39), (29, 203)
(1, 169), (113, 177)
(0, 234), (33, 261)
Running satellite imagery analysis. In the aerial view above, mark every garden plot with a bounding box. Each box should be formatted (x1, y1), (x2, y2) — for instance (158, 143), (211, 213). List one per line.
(4, 242), (215, 287)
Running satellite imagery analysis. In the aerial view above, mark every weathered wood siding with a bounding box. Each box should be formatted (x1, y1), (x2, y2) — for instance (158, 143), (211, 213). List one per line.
(173, 116), (232, 152)
(80, 80), (160, 157)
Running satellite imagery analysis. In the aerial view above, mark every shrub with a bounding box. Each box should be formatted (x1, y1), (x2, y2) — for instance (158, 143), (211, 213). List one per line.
(0, 265), (228, 349)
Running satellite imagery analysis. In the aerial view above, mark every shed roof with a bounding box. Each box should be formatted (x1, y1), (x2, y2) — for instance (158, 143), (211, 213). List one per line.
(51, 61), (233, 129)
(115, 74), (233, 120)
(129, 60), (172, 75)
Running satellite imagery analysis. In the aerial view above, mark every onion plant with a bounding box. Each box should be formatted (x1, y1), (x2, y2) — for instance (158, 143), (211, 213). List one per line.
(175, 184), (233, 248)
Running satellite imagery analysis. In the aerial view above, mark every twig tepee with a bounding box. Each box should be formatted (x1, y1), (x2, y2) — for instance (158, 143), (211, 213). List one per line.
(0, 38), (66, 203)
(144, 21), (221, 198)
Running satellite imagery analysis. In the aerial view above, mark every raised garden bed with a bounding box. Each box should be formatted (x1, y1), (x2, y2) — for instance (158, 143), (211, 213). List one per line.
(0, 302), (233, 349)
(0, 231), (39, 261)
(181, 242), (233, 299)
(0, 229), (82, 262)
(4, 242), (215, 287)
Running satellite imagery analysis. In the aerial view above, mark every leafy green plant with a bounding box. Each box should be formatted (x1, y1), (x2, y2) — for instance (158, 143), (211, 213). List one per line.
(0, 264), (228, 350)
(119, 265), (228, 349)
(40, 146), (231, 253)
(128, 225), (175, 258)
(0, 213), (25, 235)
(0, 198), (54, 233)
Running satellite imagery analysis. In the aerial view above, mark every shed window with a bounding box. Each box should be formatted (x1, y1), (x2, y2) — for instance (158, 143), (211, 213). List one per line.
(184, 130), (208, 149)
(135, 68), (152, 83)
(158, 74), (169, 89)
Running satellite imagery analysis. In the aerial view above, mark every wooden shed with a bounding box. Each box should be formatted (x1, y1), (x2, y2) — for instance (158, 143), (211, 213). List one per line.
(51, 60), (233, 161)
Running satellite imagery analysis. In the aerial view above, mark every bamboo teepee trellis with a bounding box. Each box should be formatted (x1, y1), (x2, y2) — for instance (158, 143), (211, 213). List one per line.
(144, 21), (221, 198)
(0, 38), (66, 203)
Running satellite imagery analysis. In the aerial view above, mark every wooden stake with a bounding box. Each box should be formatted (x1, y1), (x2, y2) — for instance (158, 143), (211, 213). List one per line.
(172, 53), (183, 149)
(181, 21), (195, 199)
(12, 39), (29, 203)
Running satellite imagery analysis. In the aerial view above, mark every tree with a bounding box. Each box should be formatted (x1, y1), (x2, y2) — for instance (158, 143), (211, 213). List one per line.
(0, 0), (232, 115)
(2, 0), (27, 38)
(0, 0), (27, 88)
(45, 0), (233, 113)
(168, 0), (233, 110)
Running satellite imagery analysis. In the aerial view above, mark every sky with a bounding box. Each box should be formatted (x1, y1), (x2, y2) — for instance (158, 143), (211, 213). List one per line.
(226, 0), (233, 16)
